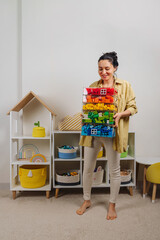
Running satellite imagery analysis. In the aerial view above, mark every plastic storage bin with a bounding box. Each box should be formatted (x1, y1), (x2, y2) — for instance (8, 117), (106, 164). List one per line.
(19, 165), (47, 188)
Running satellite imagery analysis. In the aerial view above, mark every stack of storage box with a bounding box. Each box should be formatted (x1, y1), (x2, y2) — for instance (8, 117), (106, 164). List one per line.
(81, 87), (117, 137)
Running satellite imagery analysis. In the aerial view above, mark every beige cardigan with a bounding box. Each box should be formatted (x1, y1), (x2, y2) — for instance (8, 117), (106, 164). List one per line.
(79, 78), (138, 153)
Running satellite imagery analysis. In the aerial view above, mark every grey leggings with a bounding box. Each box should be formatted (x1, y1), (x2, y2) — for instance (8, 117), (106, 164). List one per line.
(83, 137), (121, 203)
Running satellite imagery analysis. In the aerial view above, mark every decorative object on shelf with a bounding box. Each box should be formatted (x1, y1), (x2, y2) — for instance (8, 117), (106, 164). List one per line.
(30, 154), (47, 163)
(120, 145), (129, 158)
(32, 121), (46, 137)
(55, 170), (80, 185)
(92, 166), (104, 185)
(57, 145), (78, 159)
(120, 169), (132, 184)
(18, 144), (39, 161)
(97, 146), (103, 158)
(82, 88), (117, 138)
(58, 112), (81, 131)
(19, 165), (47, 188)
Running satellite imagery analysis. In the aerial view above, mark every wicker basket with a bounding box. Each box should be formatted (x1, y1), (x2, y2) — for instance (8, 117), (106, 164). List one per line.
(57, 146), (78, 159)
(120, 169), (132, 184)
(92, 169), (104, 185)
(55, 170), (80, 185)
(19, 165), (47, 188)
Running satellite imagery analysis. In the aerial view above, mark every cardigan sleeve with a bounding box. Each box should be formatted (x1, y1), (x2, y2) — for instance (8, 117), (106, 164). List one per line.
(125, 83), (138, 116)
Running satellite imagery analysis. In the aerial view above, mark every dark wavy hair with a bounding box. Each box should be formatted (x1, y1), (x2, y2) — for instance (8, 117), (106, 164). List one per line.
(98, 51), (119, 68)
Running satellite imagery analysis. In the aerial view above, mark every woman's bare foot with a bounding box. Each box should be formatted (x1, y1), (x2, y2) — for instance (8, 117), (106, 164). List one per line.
(106, 202), (117, 220)
(76, 200), (91, 215)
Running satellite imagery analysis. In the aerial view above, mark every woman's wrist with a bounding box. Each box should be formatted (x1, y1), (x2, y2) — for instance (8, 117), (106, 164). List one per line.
(120, 110), (131, 118)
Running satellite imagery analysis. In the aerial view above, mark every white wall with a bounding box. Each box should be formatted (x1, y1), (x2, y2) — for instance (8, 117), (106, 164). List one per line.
(0, 0), (20, 183)
(1, 0), (160, 183)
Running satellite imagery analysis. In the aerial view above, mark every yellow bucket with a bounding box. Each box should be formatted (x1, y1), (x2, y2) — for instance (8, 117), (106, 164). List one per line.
(32, 127), (45, 137)
(19, 165), (47, 188)
(97, 147), (103, 158)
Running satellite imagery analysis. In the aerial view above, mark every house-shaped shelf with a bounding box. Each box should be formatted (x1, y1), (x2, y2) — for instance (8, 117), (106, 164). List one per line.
(7, 91), (56, 138)
(8, 91), (56, 198)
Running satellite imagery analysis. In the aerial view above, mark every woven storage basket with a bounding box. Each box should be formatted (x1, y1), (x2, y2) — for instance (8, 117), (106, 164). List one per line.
(92, 169), (104, 185)
(55, 170), (80, 185)
(58, 113), (81, 131)
(120, 169), (132, 184)
(57, 147), (78, 159)
(19, 165), (47, 188)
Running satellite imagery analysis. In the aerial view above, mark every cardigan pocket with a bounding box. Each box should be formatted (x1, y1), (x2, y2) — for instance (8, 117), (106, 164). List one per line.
(117, 94), (126, 112)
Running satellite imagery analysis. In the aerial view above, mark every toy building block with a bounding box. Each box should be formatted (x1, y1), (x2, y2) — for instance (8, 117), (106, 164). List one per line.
(83, 88), (117, 96)
(82, 87), (117, 137)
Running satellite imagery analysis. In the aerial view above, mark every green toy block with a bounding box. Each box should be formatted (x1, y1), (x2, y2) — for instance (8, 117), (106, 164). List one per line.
(82, 119), (92, 123)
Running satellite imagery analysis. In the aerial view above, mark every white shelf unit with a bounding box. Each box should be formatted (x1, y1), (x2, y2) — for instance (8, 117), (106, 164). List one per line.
(53, 131), (136, 197)
(53, 131), (82, 189)
(10, 110), (53, 199)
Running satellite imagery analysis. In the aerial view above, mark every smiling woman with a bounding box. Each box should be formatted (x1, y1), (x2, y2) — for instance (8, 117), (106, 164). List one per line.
(98, 52), (119, 87)
(77, 51), (138, 220)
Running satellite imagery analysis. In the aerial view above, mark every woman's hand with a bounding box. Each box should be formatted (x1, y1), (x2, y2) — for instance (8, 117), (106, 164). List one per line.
(113, 110), (131, 127)
(113, 112), (122, 128)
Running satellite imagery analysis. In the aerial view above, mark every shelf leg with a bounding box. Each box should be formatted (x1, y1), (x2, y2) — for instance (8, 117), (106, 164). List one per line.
(128, 186), (133, 196)
(143, 165), (147, 198)
(136, 162), (139, 186)
(55, 188), (59, 198)
(152, 184), (157, 203)
(46, 191), (50, 199)
(12, 191), (16, 200)
(146, 181), (151, 195)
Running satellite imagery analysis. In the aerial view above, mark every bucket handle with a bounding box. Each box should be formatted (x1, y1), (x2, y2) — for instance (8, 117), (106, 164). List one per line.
(41, 169), (45, 176)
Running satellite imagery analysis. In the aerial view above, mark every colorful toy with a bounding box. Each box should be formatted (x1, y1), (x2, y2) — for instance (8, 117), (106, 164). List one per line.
(81, 124), (115, 137)
(83, 88), (117, 96)
(82, 87), (117, 137)
(18, 144), (39, 160)
(82, 111), (115, 125)
(32, 121), (45, 137)
(83, 103), (117, 111)
(30, 154), (47, 163)
(83, 95), (114, 103)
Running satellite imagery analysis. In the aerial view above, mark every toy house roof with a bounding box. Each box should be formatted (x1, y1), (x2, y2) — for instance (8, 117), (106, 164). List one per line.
(7, 91), (56, 116)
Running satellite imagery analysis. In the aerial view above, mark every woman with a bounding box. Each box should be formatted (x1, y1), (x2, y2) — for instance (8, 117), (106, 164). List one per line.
(76, 52), (138, 220)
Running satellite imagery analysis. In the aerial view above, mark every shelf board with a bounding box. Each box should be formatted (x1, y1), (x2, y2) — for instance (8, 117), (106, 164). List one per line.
(81, 155), (134, 161)
(107, 182), (135, 187)
(11, 136), (51, 140)
(54, 157), (81, 161)
(53, 130), (81, 134)
(120, 155), (135, 160)
(11, 182), (51, 191)
(120, 182), (135, 187)
(53, 183), (82, 188)
(11, 161), (51, 165)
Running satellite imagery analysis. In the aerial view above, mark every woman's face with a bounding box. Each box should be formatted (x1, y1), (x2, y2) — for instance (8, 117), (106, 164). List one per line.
(98, 60), (117, 82)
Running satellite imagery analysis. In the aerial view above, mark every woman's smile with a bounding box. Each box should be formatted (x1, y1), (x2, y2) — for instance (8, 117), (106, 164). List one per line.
(98, 59), (117, 82)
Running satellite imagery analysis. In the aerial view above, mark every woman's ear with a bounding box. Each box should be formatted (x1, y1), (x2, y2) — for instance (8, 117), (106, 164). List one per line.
(114, 67), (117, 72)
